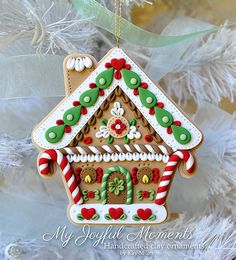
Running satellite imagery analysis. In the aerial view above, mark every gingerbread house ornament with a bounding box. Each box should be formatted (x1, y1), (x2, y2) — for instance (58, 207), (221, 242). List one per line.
(32, 48), (203, 225)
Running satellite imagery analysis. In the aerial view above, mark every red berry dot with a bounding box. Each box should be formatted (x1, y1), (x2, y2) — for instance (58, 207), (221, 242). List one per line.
(81, 107), (87, 115)
(124, 64), (131, 70)
(167, 127), (172, 134)
(105, 62), (112, 68)
(173, 121), (181, 126)
(145, 135), (153, 142)
(99, 89), (104, 96)
(156, 102), (164, 108)
(64, 125), (72, 133)
(56, 119), (64, 125)
(133, 89), (139, 96)
(140, 82), (148, 89)
(89, 83), (97, 89)
(84, 136), (92, 144)
(149, 108), (155, 115)
(73, 101), (80, 107)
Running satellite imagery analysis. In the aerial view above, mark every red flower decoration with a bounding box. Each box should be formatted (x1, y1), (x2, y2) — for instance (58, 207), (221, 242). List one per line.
(87, 191), (95, 199)
(142, 191), (149, 198)
(111, 119), (126, 134)
(105, 58), (131, 80)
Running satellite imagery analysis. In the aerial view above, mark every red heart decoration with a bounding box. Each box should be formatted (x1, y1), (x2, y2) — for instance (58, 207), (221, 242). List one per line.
(109, 208), (124, 220)
(81, 208), (96, 220)
(137, 208), (152, 220)
(111, 58), (126, 71)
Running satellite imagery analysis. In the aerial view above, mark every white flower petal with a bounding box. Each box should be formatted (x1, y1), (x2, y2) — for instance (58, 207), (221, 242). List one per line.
(114, 102), (121, 109)
(130, 126), (137, 133)
(100, 125), (108, 132)
(134, 132), (141, 139)
(96, 131), (104, 138)
(103, 131), (110, 138)
(111, 108), (118, 116)
(118, 108), (124, 116)
(127, 133), (134, 139)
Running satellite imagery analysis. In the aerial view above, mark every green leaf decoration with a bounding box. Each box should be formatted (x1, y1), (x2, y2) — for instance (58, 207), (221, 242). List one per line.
(154, 107), (174, 127)
(137, 195), (143, 201)
(148, 214), (156, 221)
(45, 125), (65, 143)
(94, 189), (100, 195)
(83, 195), (88, 201)
(122, 69), (141, 89)
(79, 88), (99, 107)
(132, 214), (141, 221)
(94, 195), (100, 201)
(107, 135), (114, 144)
(129, 118), (136, 126)
(102, 118), (108, 126)
(82, 190), (88, 195)
(171, 125), (192, 144)
(148, 189), (155, 201)
(139, 87), (157, 108)
(105, 213), (112, 220)
(120, 214), (127, 220)
(124, 135), (129, 144)
(63, 105), (82, 126)
(77, 214), (84, 221)
(92, 213), (99, 220)
(95, 68), (114, 89)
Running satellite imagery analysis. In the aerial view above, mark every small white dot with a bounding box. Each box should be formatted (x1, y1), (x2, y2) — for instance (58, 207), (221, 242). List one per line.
(48, 132), (56, 139)
(162, 116), (169, 123)
(130, 78), (137, 85)
(84, 96), (91, 103)
(146, 97), (153, 104)
(115, 124), (121, 129)
(99, 78), (106, 85)
(180, 134), (187, 141)
(66, 114), (73, 121)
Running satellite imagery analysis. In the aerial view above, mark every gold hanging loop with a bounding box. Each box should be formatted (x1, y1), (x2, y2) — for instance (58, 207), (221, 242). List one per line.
(114, 0), (122, 48)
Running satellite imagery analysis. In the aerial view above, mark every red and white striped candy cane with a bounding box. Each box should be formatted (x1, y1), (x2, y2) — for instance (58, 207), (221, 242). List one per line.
(155, 150), (195, 206)
(38, 149), (83, 205)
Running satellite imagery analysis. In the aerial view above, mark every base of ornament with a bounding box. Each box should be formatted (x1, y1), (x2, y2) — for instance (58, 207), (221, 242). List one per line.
(68, 203), (168, 225)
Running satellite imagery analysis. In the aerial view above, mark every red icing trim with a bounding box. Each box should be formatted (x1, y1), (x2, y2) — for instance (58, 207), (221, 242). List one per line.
(131, 167), (138, 184)
(96, 167), (103, 183)
(152, 168), (159, 183)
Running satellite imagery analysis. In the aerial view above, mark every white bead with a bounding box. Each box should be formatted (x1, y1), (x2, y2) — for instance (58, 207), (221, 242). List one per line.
(162, 116), (169, 123)
(146, 97), (153, 104)
(66, 114), (73, 121)
(180, 134), (187, 141)
(83, 56), (93, 68)
(83, 96), (91, 103)
(48, 132), (56, 139)
(130, 78), (137, 85)
(99, 78), (106, 85)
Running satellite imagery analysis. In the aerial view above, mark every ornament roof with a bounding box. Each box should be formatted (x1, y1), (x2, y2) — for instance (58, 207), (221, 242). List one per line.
(32, 48), (203, 151)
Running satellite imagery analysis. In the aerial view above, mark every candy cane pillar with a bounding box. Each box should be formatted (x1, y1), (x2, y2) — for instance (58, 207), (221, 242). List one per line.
(155, 150), (195, 205)
(38, 149), (83, 204)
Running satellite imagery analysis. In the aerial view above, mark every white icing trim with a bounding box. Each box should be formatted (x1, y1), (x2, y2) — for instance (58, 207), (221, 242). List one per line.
(33, 48), (202, 150)
(66, 56), (93, 71)
(66, 152), (169, 164)
(69, 204), (167, 225)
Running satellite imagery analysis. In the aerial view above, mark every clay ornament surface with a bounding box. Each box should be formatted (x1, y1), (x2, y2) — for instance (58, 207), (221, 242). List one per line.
(32, 48), (203, 225)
